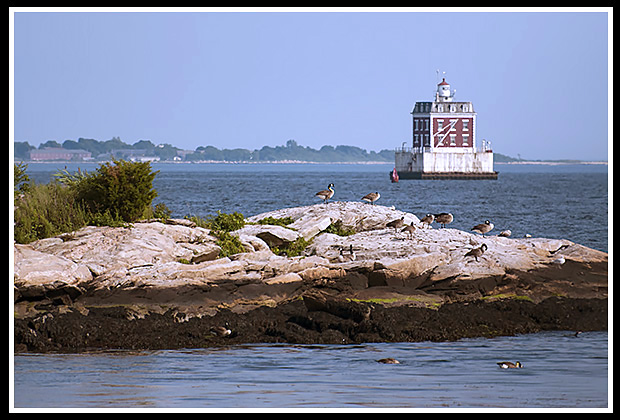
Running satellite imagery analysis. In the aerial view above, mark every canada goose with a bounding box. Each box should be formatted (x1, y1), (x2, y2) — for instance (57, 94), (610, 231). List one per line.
(498, 229), (512, 237)
(497, 361), (523, 369)
(315, 183), (335, 204)
(465, 243), (487, 262)
(362, 192), (380, 205)
(337, 245), (356, 262)
(471, 220), (494, 237)
(434, 213), (453, 228)
(210, 324), (232, 337)
(402, 222), (416, 239)
(420, 213), (434, 228)
(386, 216), (405, 232)
(348, 244), (356, 261)
(377, 358), (400, 364)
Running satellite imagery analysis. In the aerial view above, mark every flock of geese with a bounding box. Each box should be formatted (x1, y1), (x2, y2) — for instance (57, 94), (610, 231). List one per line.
(204, 183), (575, 371)
(315, 183), (514, 264)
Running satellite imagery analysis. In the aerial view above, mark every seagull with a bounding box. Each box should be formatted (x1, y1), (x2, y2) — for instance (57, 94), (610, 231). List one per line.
(497, 361), (523, 369)
(465, 243), (488, 262)
(551, 255), (566, 266)
(471, 220), (494, 237)
(401, 222), (416, 239)
(420, 213), (434, 228)
(362, 192), (380, 205)
(434, 213), (453, 228)
(315, 183), (335, 204)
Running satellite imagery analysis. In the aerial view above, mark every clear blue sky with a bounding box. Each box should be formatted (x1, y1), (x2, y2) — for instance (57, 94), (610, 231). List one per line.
(11, 9), (610, 161)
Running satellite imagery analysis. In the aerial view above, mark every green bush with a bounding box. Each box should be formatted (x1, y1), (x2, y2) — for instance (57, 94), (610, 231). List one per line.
(256, 216), (294, 227)
(14, 160), (162, 243)
(324, 219), (356, 236)
(74, 159), (159, 223)
(14, 181), (90, 244)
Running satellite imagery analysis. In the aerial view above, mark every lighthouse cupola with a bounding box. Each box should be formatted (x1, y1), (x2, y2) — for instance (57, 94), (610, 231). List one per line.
(436, 78), (455, 102)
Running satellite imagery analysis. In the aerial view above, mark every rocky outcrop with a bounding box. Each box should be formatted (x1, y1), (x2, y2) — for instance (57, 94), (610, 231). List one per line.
(13, 202), (608, 352)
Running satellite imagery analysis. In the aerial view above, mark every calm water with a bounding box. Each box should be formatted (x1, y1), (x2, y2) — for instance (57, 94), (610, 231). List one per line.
(15, 162), (609, 409)
(13, 332), (608, 409)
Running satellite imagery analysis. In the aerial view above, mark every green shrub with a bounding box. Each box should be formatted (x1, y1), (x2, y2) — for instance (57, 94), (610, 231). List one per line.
(73, 159), (159, 223)
(270, 237), (311, 257)
(14, 160), (162, 243)
(256, 216), (294, 227)
(324, 219), (355, 236)
(14, 181), (90, 244)
(185, 211), (247, 258)
(186, 211), (245, 232)
(214, 230), (247, 258)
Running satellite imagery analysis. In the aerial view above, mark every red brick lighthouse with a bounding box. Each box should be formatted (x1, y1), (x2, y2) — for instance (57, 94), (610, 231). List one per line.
(394, 77), (497, 179)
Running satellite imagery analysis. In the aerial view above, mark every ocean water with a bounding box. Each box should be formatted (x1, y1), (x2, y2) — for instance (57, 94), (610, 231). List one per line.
(13, 331), (608, 409)
(14, 162), (609, 409)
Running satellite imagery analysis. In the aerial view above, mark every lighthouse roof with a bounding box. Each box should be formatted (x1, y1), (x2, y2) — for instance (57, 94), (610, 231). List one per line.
(438, 78), (450, 86)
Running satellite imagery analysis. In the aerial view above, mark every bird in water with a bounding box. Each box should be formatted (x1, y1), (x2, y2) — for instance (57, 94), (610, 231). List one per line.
(434, 213), (453, 228)
(497, 361), (523, 369)
(401, 222), (416, 239)
(465, 243), (487, 262)
(315, 183), (335, 204)
(471, 220), (494, 237)
(362, 192), (380, 205)
(420, 213), (434, 228)
(386, 216), (405, 233)
(377, 358), (400, 364)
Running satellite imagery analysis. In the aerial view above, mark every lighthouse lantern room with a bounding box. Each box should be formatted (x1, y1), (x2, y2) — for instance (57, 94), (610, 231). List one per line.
(394, 77), (497, 179)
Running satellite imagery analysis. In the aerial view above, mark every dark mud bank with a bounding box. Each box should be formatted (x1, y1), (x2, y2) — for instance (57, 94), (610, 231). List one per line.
(14, 296), (607, 353)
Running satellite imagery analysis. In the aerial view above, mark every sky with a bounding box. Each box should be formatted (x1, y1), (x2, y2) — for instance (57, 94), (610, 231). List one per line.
(10, 8), (611, 161)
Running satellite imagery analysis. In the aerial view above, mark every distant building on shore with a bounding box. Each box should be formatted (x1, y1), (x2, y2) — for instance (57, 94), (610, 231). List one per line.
(28, 147), (92, 162)
(394, 77), (497, 179)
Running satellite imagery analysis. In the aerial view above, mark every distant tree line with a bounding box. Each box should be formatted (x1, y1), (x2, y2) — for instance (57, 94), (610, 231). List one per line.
(13, 138), (395, 162)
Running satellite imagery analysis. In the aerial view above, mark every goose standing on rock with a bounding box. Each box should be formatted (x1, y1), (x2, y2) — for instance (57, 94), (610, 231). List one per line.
(434, 213), (453, 228)
(471, 220), (494, 237)
(315, 183), (335, 204)
(362, 192), (380, 205)
(420, 213), (434, 228)
(348, 244), (356, 261)
(386, 216), (405, 233)
(465, 243), (487, 262)
(402, 222), (416, 239)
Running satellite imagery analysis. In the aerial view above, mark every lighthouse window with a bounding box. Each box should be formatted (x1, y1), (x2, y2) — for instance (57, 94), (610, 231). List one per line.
(437, 120), (443, 130)
(450, 135), (456, 146)
(463, 120), (469, 131)
(463, 134), (469, 146)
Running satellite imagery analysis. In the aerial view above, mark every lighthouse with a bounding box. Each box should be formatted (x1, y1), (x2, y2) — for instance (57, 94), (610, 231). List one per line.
(394, 77), (497, 179)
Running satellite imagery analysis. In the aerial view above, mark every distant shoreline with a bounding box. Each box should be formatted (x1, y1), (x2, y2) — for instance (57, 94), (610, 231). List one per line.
(17, 159), (607, 166)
